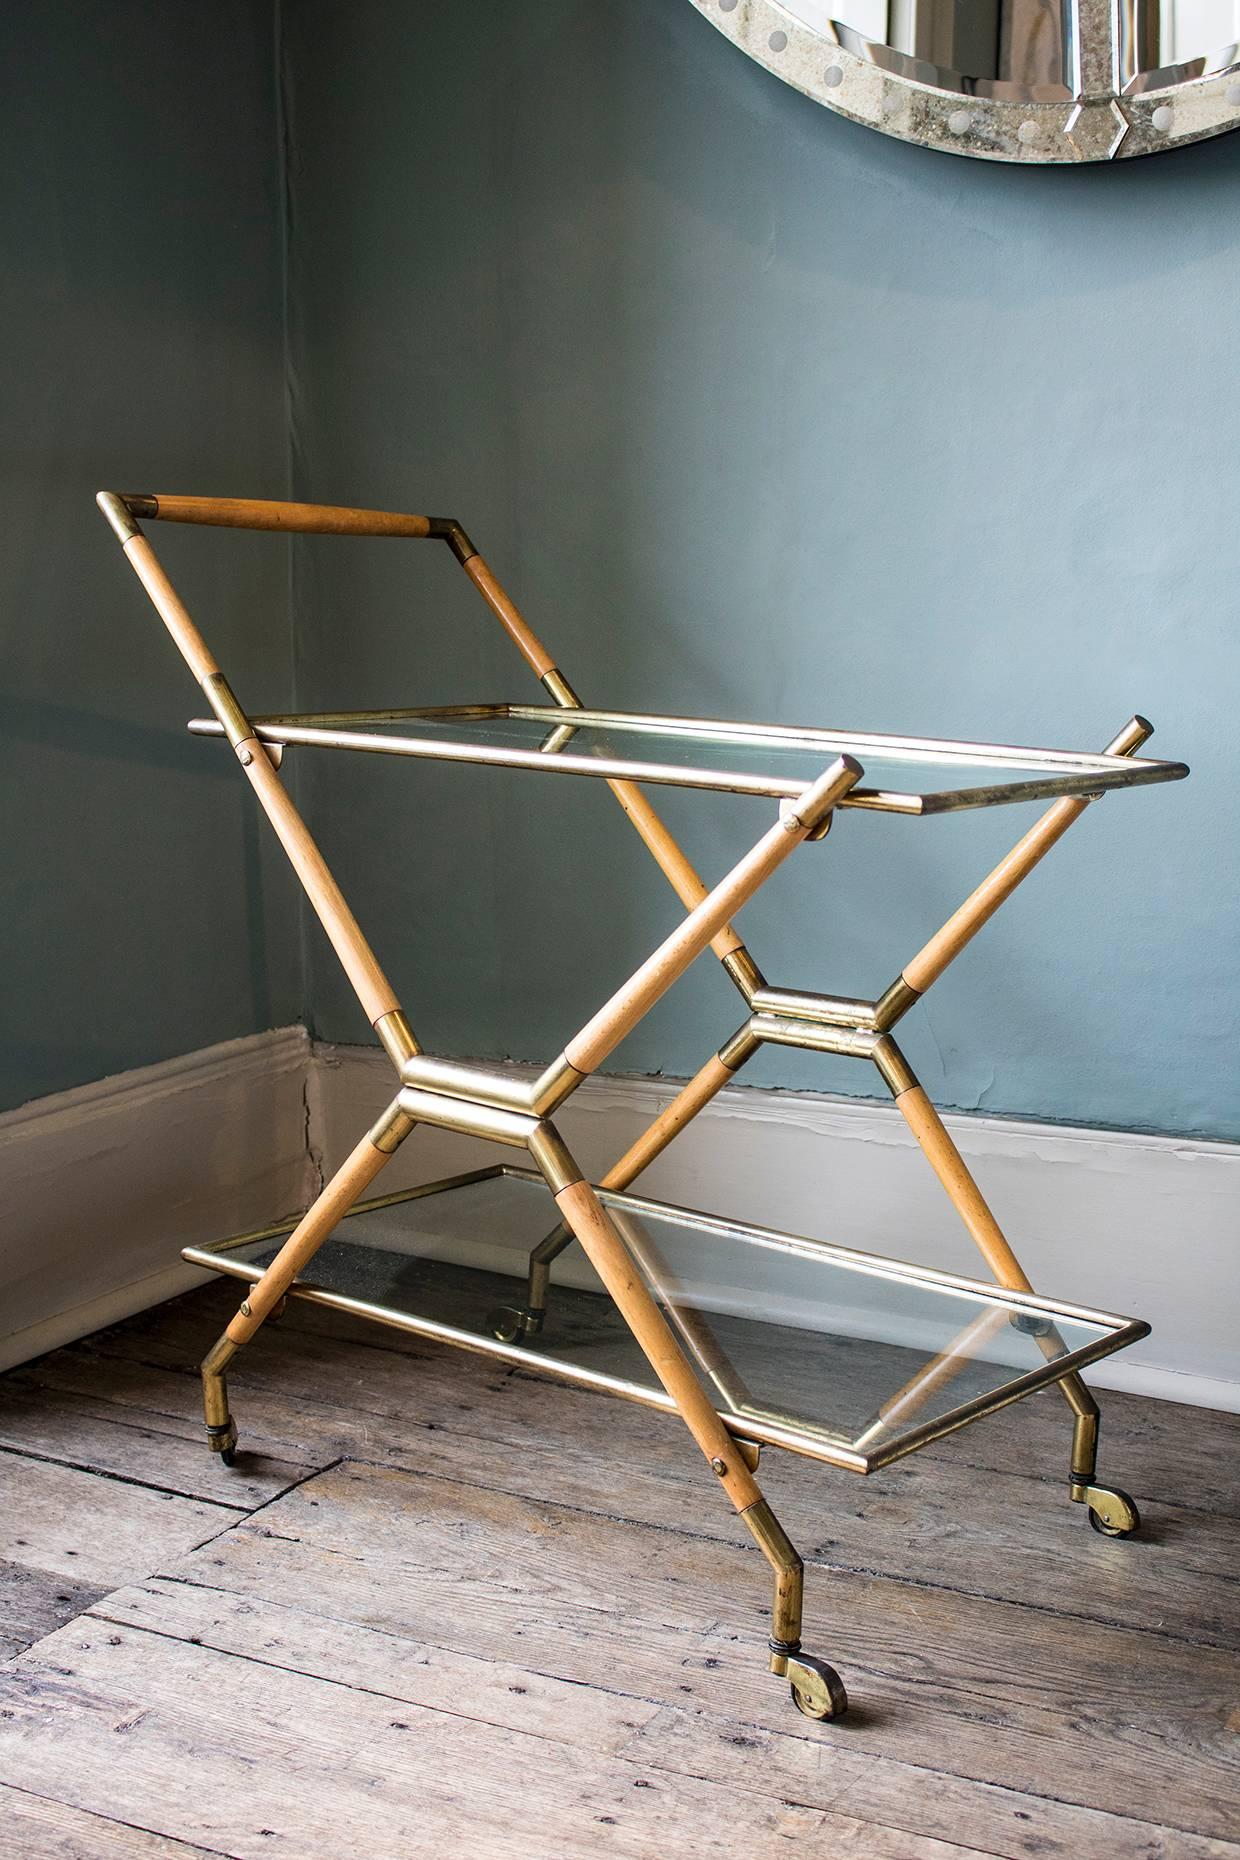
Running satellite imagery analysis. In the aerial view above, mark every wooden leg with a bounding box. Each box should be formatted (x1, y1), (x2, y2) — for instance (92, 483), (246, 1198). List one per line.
(200, 1099), (415, 1462)
(491, 1040), (753, 1345)
(548, 1172), (847, 1719)
(892, 1076), (1138, 1536)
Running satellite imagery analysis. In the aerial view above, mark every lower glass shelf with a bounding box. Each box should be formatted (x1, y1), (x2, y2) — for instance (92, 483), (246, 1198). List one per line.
(183, 1166), (1148, 1474)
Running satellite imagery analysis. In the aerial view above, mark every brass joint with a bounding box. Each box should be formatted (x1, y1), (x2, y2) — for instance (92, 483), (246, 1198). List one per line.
(427, 516), (476, 564)
(872, 975), (921, 1031)
(526, 1121), (582, 1194)
(741, 1498), (804, 1651)
(778, 796), (832, 842)
(529, 1052), (586, 1116)
(717, 1022), (762, 1071)
(374, 1009), (420, 1066)
(540, 666), (582, 709)
(368, 1100), (418, 1154)
(1071, 1410), (1100, 1484)
(395, 1085), (538, 1149)
(720, 947), (764, 1002)
(399, 1054), (536, 1113)
(749, 986), (873, 1029)
(871, 1036), (918, 1098)
(202, 673), (256, 754)
(97, 490), (144, 544)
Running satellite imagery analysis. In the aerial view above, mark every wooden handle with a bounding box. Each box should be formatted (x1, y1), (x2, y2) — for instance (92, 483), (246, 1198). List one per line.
(145, 496), (432, 537)
(462, 554), (556, 677)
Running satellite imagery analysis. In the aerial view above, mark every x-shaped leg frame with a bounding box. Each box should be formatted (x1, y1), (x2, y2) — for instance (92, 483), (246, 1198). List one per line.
(499, 715), (1152, 1539)
(99, 490), (863, 1720)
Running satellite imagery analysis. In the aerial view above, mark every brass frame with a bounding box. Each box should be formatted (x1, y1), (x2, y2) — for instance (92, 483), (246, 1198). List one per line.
(181, 1164), (1151, 1476)
(99, 488), (1180, 1720)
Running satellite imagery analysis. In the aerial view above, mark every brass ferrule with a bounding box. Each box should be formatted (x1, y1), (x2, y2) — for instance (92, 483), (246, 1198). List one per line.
(200, 1335), (238, 1429)
(1071, 1410), (1100, 1483)
(427, 516), (477, 563)
(720, 947), (764, 1002)
(871, 1036), (918, 1098)
(717, 1022), (762, 1072)
(872, 974), (922, 1031)
(374, 1008), (420, 1066)
(1107, 715), (1154, 757)
(529, 1052), (586, 1116)
(540, 666), (583, 709)
(368, 1100), (418, 1154)
(750, 986), (873, 1028)
(97, 490), (143, 544)
(202, 672), (256, 753)
(526, 1121), (582, 1194)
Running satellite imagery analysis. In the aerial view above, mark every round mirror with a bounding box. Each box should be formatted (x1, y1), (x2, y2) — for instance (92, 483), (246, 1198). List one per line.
(690, 2), (1240, 161)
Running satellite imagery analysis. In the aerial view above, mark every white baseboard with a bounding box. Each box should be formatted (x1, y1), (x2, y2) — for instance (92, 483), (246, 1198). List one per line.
(0, 1027), (314, 1373)
(6, 1028), (1235, 1411)
(312, 1043), (1240, 1413)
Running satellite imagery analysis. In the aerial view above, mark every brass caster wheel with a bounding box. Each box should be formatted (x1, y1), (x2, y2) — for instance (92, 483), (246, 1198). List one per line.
(487, 1306), (542, 1345)
(1085, 1486), (1140, 1537)
(207, 1418), (239, 1467)
(786, 1653), (848, 1722)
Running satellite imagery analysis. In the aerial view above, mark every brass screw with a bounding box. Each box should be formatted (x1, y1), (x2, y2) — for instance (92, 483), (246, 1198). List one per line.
(239, 1300), (252, 1317)
(711, 1457), (727, 1476)
(237, 748), (254, 766)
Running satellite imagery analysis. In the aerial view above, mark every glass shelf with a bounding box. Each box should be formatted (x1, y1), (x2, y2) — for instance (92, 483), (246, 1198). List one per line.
(187, 702), (1187, 814)
(183, 1166), (1148, 1473)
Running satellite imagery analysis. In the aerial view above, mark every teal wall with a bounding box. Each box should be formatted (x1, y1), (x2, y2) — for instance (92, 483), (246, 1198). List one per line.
(281, 0), (1237, 1139)
(0, 3), (300, 1109)
(10, 2), (1234, 1140)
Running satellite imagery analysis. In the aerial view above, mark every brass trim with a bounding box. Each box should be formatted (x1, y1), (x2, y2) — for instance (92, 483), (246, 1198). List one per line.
(871, 975), (922, 1032)
(740, 1497), (803, 1650)
(374, 1008), (420, 1066)
(399, 1054), (539, 1114)
(529, 1052), (586, 1117)
(871, 1036), (918, 1099)
(750, 987), (875, 1029)
(395, 1086), (539, 1148)
(427, 516), (477, 563)
(202, 672), (256, 753)
(750, 1014), (881, 1062)
(96, 490), (143, 544)
(368, 1100), (418, 1154)
(720, 947), (765, 1001)
(540, 666), (583, 709)
(526, 1121), (582, 1194)
(717, 1023), (763, 1071)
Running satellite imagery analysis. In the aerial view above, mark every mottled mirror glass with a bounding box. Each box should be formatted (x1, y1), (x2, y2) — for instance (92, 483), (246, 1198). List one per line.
(693, 0), (1240, 161)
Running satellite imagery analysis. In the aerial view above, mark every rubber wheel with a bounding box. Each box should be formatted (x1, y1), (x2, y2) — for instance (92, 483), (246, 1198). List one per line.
(1088, 1495), (1139, 1538)
(788, 1658), (848, 1721)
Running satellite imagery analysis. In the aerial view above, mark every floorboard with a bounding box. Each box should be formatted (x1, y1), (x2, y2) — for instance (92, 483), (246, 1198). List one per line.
(0, 1279), (1237, 1858)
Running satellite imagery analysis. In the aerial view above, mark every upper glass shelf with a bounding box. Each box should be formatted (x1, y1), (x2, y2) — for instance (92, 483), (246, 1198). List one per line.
(188, 702), (1187, 815)
(184, 1166), (1148, 1473)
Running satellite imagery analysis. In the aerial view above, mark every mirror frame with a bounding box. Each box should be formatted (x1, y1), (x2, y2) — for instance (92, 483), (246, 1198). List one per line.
(689, 0), (1240, 163)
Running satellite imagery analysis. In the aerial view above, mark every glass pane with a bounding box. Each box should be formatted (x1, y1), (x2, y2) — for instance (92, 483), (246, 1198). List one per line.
(273, 707), (1152, 805)
(222, 1172), (1125, 1466)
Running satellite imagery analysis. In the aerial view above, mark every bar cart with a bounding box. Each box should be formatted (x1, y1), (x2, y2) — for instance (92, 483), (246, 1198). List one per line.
(97, 491), (1187, 1723)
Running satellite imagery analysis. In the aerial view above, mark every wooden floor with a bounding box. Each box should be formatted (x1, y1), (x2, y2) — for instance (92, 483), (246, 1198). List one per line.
(0, 1281), (1237, 1858)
